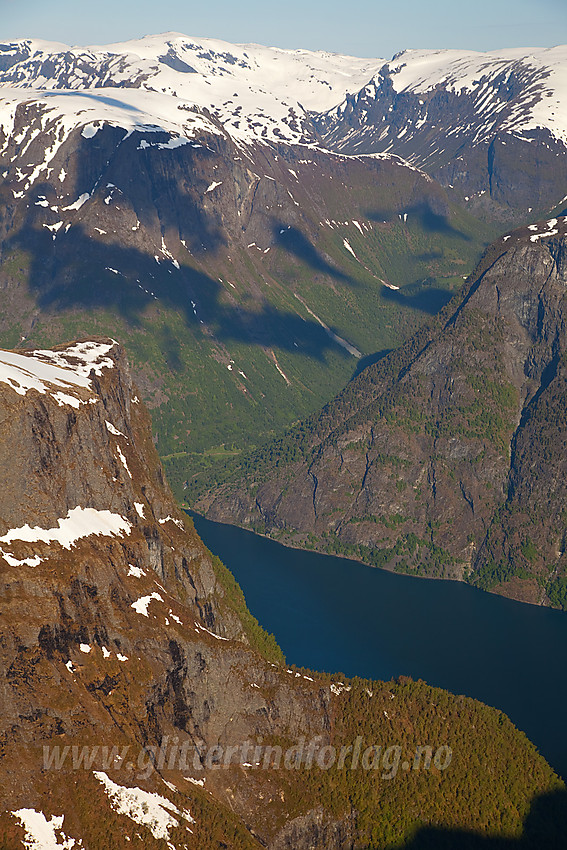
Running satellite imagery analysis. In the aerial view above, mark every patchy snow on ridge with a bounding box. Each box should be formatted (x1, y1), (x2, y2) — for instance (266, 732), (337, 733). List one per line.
(0, 341), (116, 407)
(0, 341), (115, 408)
(323, 45), (567, 153)
(32, 340), (117, 378)
(93, 771), (194, 840)
(383, 46), (567, 144)
(0, 341), (119, 408)
(0, 350), (91, 400)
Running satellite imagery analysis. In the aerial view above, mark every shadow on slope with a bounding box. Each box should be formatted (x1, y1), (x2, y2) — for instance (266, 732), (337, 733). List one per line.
(381, 280), (455, 315)
(366, 202), (471, 241)
(399, 788), (567, 849)
(12, 215), (339, 361)
(4, 126), (471, 372)
(273, 223), (355, 284)
(351, 349), (392, 378)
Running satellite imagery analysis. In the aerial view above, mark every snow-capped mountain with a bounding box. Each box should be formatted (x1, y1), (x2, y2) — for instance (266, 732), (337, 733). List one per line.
(320, 46), (567, 150)
(315, 46), (567, 215)
(1, 37), (567, 153)
(0, 33), (382, 146)
(1, 35), (566, 218)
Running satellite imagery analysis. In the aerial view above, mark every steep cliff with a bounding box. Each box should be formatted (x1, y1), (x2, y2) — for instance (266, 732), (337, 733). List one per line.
(200, 216), (567, 609)
(0, 339), (563, 848)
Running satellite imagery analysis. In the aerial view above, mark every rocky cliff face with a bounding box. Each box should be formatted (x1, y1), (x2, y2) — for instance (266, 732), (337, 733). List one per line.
(201, 217), (567, 609)
(0, 339), (563, 848)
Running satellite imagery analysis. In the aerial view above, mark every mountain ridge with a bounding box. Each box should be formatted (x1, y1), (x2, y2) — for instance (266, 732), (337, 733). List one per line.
(2, 34), (566, 482)
(198, 215), (567, 610)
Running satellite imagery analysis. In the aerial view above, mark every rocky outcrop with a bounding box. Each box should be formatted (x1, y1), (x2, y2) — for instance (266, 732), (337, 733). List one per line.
(201, 217), (567, 608)
(0, 339), (562, 848)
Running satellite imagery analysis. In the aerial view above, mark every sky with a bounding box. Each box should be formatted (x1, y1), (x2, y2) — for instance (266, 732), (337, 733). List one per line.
(0, 0), (566, 59)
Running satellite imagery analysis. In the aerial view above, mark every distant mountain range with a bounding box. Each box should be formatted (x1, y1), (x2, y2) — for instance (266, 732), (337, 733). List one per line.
(1, 35), (566, 214)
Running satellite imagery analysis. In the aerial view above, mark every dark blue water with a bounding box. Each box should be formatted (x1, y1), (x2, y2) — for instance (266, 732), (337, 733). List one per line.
(191, 513), (567, 780)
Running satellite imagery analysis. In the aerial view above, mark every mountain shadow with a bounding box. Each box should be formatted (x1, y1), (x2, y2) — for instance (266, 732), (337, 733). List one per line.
(366, 202), (470, 241)
(352, 348), (392, 378)
(273, 222), (355, 284)
(9, 215), (343, 363)
(381, 280), (455, 315)
(400, 788), (567, 850)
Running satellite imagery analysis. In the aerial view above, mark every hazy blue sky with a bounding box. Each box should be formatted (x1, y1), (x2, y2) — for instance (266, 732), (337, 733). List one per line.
(1, 0), (566, 58)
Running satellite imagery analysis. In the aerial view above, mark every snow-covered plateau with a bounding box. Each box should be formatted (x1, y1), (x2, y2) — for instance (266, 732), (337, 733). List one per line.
(0, 35), (566, 152)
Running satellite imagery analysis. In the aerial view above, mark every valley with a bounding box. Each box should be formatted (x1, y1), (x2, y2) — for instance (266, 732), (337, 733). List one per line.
(1, 30), (567, 847)
(199, 216), (567, 610)
(2, 36), (567, 504)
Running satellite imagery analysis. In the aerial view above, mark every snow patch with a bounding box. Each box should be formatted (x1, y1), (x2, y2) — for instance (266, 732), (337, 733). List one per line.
(0, 507), (132, 550)
(158, 515), (184, 530)
(93, 772), (194, 840)
(11, 809), (81, 849)
(62, 192), (90, 211)
(0, 548), (43, 567)
(81, 124), (100, 139)
(116, 445), (132, 478)
(342, 237), (358, 260)
(195, 622), (229, 640)
(330, 682), (352, 696)
(131, 592), (163, 617)
(105, 420), (126, 437)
